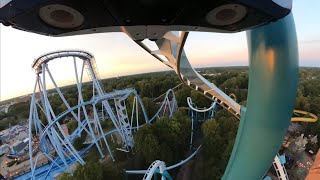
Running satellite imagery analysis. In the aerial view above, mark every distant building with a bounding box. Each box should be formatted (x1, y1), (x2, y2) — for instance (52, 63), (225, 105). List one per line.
(0, 105), (8, 113)
(294, 134), (308, 152)
(0, 144), (12, 156)
(202, 73), (221, 77)
(288, 123), (303, 133)
(14, 95), (30, 103)
(0, 124), (28, 144)
(17, 131), (28, 141)
(0, 129), (16, 143)
(12, 138), (29, 155)
(0, 101), (15, 113)
(310, 135), (318, 145)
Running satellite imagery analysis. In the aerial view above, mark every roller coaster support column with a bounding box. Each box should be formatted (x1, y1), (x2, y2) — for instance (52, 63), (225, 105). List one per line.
(223, 13), (298, 179)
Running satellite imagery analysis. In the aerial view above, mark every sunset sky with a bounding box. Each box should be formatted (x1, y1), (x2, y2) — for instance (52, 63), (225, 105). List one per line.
(0, 0), (319, 101)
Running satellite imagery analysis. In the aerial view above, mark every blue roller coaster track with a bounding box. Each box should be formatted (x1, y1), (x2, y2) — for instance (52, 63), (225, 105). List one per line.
(0, 1), (301, 179)
(13, 50), (179, 180)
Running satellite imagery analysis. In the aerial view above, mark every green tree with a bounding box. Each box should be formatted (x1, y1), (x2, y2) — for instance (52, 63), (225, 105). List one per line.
(175, 86), (191, 107)
(190, 90), (211, 108)
(142, 97), (158, 118)
(66, 120), (78, 133)
(134, 110), (191, 168)
(73, 161), (103, 180)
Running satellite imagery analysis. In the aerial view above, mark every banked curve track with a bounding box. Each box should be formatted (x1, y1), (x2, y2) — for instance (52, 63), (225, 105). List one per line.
(132, 13), (299, 180)
(134, 32), (241, 119)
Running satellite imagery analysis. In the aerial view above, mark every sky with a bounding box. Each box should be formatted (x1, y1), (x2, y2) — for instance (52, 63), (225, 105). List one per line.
(0, 0), (319, 101)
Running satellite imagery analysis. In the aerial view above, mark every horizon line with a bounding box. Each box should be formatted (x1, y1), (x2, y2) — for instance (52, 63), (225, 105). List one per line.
(1, 65), (319, 102)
